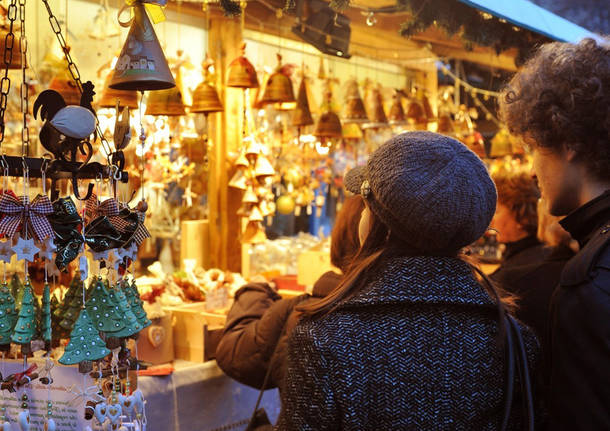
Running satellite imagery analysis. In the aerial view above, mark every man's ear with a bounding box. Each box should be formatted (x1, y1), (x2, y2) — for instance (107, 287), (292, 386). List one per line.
(564, 143), (578, 162)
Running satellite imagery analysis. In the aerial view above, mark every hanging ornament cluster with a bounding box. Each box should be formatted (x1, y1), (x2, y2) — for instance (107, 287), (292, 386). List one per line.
(229, 137), (276, 240)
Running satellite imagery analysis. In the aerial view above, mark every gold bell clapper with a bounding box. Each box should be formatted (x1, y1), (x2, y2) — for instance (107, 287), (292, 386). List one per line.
(191, 55), (223, 114)
(363, 85), (388, 129)
(260, 54), (295, 108)
(227, 43), (259, 89)
(97, 73), (139, 109)
(343, 79), (368, 124)
(110, 0), (176, 91)
(292, 76), (314, 128)
(49, 71), (81, 105)
(388, 91), (407, 126)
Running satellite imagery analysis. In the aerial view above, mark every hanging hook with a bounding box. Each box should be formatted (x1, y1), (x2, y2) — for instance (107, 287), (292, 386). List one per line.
(71, 173), (94, 201)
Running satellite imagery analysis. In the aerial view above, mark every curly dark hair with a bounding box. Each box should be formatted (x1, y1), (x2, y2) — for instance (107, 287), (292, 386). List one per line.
(493, 168), (540, 236)
(499, 37), (610, 180)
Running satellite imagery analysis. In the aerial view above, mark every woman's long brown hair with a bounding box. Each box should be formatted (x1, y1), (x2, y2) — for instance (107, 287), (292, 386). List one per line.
(298, 203), (516, 329)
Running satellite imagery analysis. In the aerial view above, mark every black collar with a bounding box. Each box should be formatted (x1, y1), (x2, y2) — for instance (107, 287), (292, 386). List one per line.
(560, 190), (610, 247)
(502, 235), (542, 260)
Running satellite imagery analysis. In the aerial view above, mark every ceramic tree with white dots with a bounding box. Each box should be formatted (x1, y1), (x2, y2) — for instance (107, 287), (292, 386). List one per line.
(58, 307), (110, 365)
(11, 281), (37, 353)
(85, 278), (127, 336)
(0, 282), (17, 349)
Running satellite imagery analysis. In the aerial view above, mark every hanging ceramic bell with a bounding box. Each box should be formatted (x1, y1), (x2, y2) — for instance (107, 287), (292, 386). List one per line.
(49, 71), (81, 105)
(145, 85), (186, 116)
(343, 80), (368, 124)
(260, 54), (295, 107)
(422, 94), (435, 121)
(109, 1), (175, 91)
(249, 206), (264, 223)
(314, 90), (342, 138)
(407, 99), (426, 125)
(97, 73), (139, 109)
(227, 44), (258, 89)
(242, 187), (259, 204)
(315, 111), (343, 138)
(244, 139), (261, 157)
(229, 170), (248, 190)
(254, 156), (275, 178)
(292, 76), (313, 127)
(191, 81), (223, 114)
(0, 26), (24, 69)
(388, 92), (407, 126)
(191, 56), (223, 114)
(235, 153), (250, 168)
(437, 112), (454, 134)
(363, 85), (388, 129)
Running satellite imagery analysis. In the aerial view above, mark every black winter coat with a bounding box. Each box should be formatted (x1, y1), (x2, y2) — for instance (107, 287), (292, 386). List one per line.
(215, 271), (340, 390)
(275, 256), (540, 430)
(491, 236), (574, 345)
(548, 190), (610, 430)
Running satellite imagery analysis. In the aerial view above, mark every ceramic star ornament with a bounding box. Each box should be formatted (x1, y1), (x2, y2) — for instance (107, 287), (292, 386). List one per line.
(91, 249), (109, 262)
(105, 250), (121, 271)
(37, 237), (57, 261)
(0, 239), (13, 263)
(127, 242), (138, 262)
(11, 237), (40, 262)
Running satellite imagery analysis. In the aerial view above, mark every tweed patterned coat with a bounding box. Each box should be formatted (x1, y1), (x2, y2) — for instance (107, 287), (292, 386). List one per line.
(275, 256), (540, 430)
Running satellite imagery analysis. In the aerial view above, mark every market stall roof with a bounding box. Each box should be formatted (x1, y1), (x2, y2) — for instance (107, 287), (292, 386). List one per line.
(457, 0), (598, 43)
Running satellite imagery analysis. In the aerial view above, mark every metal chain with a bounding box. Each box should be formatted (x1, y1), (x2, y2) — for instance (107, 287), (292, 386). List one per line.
(0, 0), (18, 148)
(19, 0), (29, 157)
(41, 0), (114, 159)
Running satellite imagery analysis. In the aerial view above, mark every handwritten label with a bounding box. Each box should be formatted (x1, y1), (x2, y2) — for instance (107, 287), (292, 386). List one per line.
(0, 360), (93, 430)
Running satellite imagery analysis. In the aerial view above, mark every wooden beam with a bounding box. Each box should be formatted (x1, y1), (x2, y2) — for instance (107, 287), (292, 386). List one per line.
(208, 17), (244, 272)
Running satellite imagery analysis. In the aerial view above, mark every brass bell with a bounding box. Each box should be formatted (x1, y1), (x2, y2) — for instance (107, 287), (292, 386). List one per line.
(49, 71), (81, 105)
(191, 56), (223, 114)
(97, 73), (139, 109)
(315, 90), (342, 138)
(388, 93), (407, 126)
(363, 85), (388, 129)
(0, 25), (24, 69)
(227, 43), (258, 89)
(422, 94), (435, 121)
(407, 99), (427, 128)
(145, 70), (186, 116)
(254, 156), (275, 178)
(343, 80), (368, 124)
(437, 113), (454, 134)
(315, 111), (342, 139)
(191, 81), (223, 114)
(109, 2), (175, 91)
(292, 76), (313, 127)
(260, 54), (295, 107)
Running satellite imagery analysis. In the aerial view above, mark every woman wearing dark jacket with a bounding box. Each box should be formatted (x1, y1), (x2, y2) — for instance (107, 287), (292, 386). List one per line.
(275, 132), (541, 430)
(215, 195), (364, 390)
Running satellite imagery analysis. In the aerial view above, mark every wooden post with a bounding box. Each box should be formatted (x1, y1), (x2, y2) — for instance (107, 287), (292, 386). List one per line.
(208, 17), (243, 272)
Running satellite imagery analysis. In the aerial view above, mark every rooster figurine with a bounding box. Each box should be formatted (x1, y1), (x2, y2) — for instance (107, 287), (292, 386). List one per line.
(33, 81), (97, 164)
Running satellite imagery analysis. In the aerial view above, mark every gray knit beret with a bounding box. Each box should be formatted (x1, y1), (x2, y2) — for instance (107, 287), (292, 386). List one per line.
(345, 131), (497, 252)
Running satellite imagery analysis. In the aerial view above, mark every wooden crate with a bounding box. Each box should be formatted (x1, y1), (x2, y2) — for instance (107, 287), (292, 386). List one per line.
(164, 303), (227, 363)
